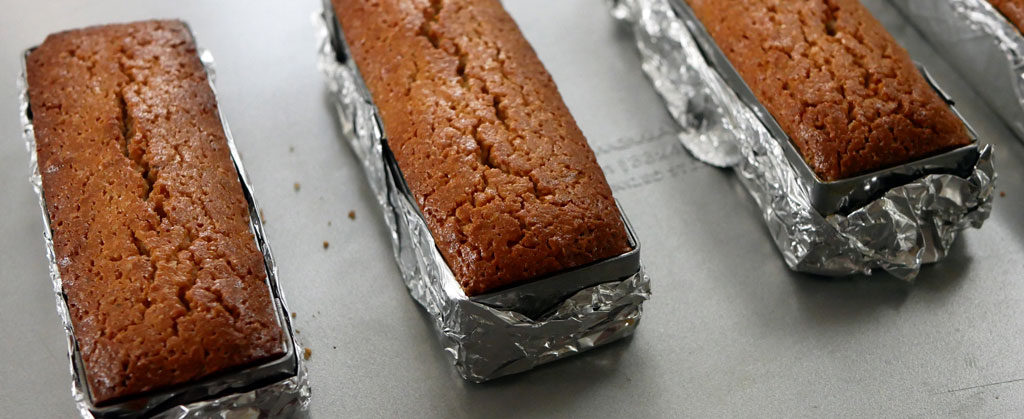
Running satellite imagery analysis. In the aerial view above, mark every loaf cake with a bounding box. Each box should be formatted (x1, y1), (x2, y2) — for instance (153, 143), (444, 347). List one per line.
(27, 20), (284, 404)
(686, 0), (972, 181)
(332, 0), (631, 295)
(990, 0), (1024, 32)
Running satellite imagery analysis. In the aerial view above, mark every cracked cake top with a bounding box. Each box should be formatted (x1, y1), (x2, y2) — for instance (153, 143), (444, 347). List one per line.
(27, 20), (283, 403)
(333, 0), (631, 295)
(687, 0), (971, 181)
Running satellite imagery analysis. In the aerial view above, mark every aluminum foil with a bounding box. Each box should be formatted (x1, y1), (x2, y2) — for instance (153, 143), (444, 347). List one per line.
(314, 7), (650, 382)
(891, 0), (1024, 141)
(19, 35), (310, 418)
(610, 0), (996, 279)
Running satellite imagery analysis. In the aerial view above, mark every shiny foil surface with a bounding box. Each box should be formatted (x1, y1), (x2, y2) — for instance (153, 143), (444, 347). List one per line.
(20, 43), (310, 418)
(610, 0), (996, 279)
(892, 0), (1024, 141)
(315, 9), (650, 382)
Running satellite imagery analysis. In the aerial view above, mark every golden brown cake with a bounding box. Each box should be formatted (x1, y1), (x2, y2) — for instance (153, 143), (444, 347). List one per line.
(990, 0), (1024, 32)
(27, 20), (284, 404)
(686, 0), (972, 181)
(332, 0), (631, 295)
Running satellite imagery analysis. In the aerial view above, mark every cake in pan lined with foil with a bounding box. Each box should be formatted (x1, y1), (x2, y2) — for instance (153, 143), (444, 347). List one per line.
(611, 0), (996, 278)
(20, 20), (309, 418)
(316, 0), (650, 382)
(892, 0), (1024, 142)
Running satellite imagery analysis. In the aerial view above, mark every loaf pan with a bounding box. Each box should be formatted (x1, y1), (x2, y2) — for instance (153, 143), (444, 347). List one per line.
(19, 24), (309, 418)
(610, 0), (994, 279)
(318, 0), (650, 382)
(669, 0), (981, 216)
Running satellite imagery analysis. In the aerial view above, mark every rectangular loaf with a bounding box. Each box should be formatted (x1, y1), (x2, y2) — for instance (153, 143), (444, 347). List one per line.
(27, 20), (284, 404)
(333, 0), (631, 296)
(990, 0), (1024, 31)
(686, 0), (972, 181)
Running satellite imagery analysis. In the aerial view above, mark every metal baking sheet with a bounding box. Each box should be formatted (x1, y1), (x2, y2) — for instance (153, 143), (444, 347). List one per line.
(1, 0), (1023, 417)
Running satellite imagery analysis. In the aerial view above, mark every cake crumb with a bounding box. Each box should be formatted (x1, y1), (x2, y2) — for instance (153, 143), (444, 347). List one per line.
(328, 220), (332, 227)
(1000, 191), (1006, 197)
(259, 209), (267, 223)
(303, 347), (312, 360)
(348, 210), (356, 220)
(291, 312), (297, 318)
(289, 145), (295, 153)
(323, 240), (330, 250)
(293, 182), (301, 192)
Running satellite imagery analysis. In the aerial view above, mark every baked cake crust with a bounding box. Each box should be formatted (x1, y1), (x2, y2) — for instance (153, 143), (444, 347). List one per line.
(687, 0), (971, 181)
(27, 20), (284, 404)
(333, 0), (631, 295)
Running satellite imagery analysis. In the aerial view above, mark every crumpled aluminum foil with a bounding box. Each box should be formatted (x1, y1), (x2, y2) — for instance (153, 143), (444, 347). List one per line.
(314, 9), (650, 382)
(610, 0), (996, 279)
(19, 41), (310, 418)
(891, 0), (1024, 141)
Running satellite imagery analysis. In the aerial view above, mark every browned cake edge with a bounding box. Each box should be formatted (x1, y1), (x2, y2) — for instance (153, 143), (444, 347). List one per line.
(333, 0), (631, 295)
(27, 20), (285, 404)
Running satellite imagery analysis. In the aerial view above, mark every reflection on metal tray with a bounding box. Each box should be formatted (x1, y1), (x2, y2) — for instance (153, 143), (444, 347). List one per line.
(668, 0), (981, 216)
(21, 28), (301, 417)
(326, 0), (642, 319)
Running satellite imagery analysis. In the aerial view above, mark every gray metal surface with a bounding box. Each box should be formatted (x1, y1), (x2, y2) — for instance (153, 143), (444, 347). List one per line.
(0, 0), (1021, 417)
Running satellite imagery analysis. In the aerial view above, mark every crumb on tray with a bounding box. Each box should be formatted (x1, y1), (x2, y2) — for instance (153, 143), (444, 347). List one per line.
(348, 210), (356, 220)
(323, 240), (330, 250)
(303, 347), (312, 360)
(293, 182), (301, 192)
